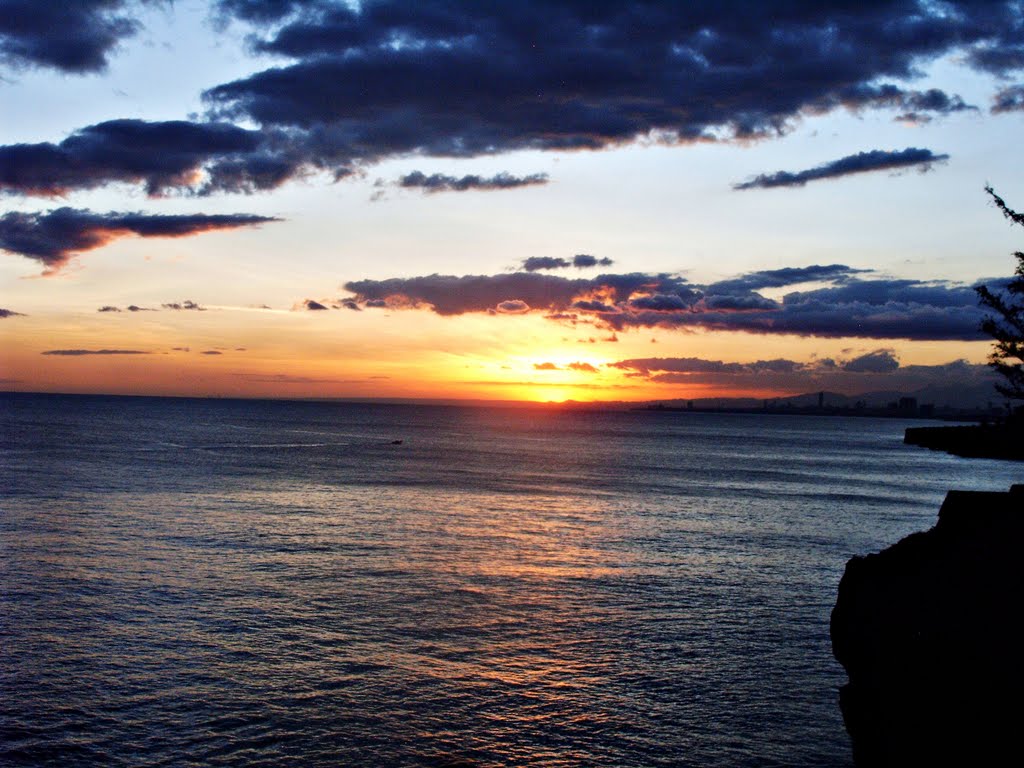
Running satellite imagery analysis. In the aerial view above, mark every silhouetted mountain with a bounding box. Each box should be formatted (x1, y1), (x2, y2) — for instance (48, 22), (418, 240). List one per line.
(636, 380), (1001, 413)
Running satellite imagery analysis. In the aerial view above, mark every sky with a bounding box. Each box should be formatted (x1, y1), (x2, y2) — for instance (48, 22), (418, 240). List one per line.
(2, 0), (1024, 404)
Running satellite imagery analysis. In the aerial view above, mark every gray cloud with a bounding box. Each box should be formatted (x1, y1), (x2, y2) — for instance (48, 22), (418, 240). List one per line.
(734, 148), (949, 190)
(992, 85), (1024, 113)
(522, 254), (615, 271)
(399, 170), (548, 193)
(41, 348), (150, 355)
(1, 307), (25, 317)
(161, 300), (205, 311)
(707, 264), (870, 293)
(522, 256), (571, 272)
(815, 84), (977, 124)
(296, 297), (364, 310)
(0, 208), (280, 274)
(573, 254), (613, 269)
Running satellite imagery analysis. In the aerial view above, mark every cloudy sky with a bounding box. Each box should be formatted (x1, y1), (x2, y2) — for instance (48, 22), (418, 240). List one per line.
(2, 0), (1023, 402)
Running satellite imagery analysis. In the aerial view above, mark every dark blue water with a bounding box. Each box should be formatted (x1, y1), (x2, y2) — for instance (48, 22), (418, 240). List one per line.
(2, 393), (1021, 766)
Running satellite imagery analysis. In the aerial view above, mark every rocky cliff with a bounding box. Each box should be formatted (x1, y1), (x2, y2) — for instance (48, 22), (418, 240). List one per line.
(831, 485), (1024, 766)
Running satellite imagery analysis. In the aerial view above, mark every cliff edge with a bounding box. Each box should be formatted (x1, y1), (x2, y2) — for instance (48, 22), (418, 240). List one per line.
(831, 485), (1024, 766)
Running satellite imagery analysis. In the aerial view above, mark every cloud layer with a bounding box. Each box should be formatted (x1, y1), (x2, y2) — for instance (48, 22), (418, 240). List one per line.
(4, 2), (1022, 197)
(343, 264), (994, 341)
(0, 207), (280, 273)
(610, 352), (995, 396)
(206, 2), (1014, 156)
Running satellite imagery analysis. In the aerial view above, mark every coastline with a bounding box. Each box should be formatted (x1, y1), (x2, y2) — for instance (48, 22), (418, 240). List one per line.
(904, 423), (1024, 461)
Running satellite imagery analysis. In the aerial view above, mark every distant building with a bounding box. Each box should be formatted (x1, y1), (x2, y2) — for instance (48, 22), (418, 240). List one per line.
(898, 396), (918, 415)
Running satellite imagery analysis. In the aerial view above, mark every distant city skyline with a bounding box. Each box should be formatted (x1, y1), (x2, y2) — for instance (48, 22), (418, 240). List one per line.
(3, 1), (1024, 402)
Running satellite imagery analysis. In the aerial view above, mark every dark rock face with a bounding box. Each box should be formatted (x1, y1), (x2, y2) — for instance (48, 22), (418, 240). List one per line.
(831, 486), (1024, 766)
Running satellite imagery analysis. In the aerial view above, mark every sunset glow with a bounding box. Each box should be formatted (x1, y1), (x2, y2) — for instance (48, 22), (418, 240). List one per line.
(2, 2), (1022, 407)
(6, 5), (1024, 765)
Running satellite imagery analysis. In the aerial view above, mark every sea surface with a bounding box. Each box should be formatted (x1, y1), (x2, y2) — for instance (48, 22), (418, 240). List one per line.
(2, 393), (1021, 767)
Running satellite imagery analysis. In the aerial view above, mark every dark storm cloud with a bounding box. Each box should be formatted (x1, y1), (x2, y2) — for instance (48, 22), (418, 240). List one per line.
(0, 307), (24, 317)
(399, 170), (548, 193)
(7, 3), (1020, 197)
(344, 265), (992, 341)
(0, 119), (297, 197)
(0, 208), (279, 274)
(302, 299), (329, 310)
(203, 1), (1015, 167)
(734, 148), (949, 190)
(0, 0), (142, 74)
(42, 348), (150, 355)
(522, 257), (571, 272)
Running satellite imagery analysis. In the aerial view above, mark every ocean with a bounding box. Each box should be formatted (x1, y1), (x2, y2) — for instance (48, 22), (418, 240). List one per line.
(2, 393), (1020, 767)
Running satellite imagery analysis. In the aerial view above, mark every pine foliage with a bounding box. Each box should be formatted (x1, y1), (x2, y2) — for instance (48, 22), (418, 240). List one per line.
(976, 186), (1024, 402)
